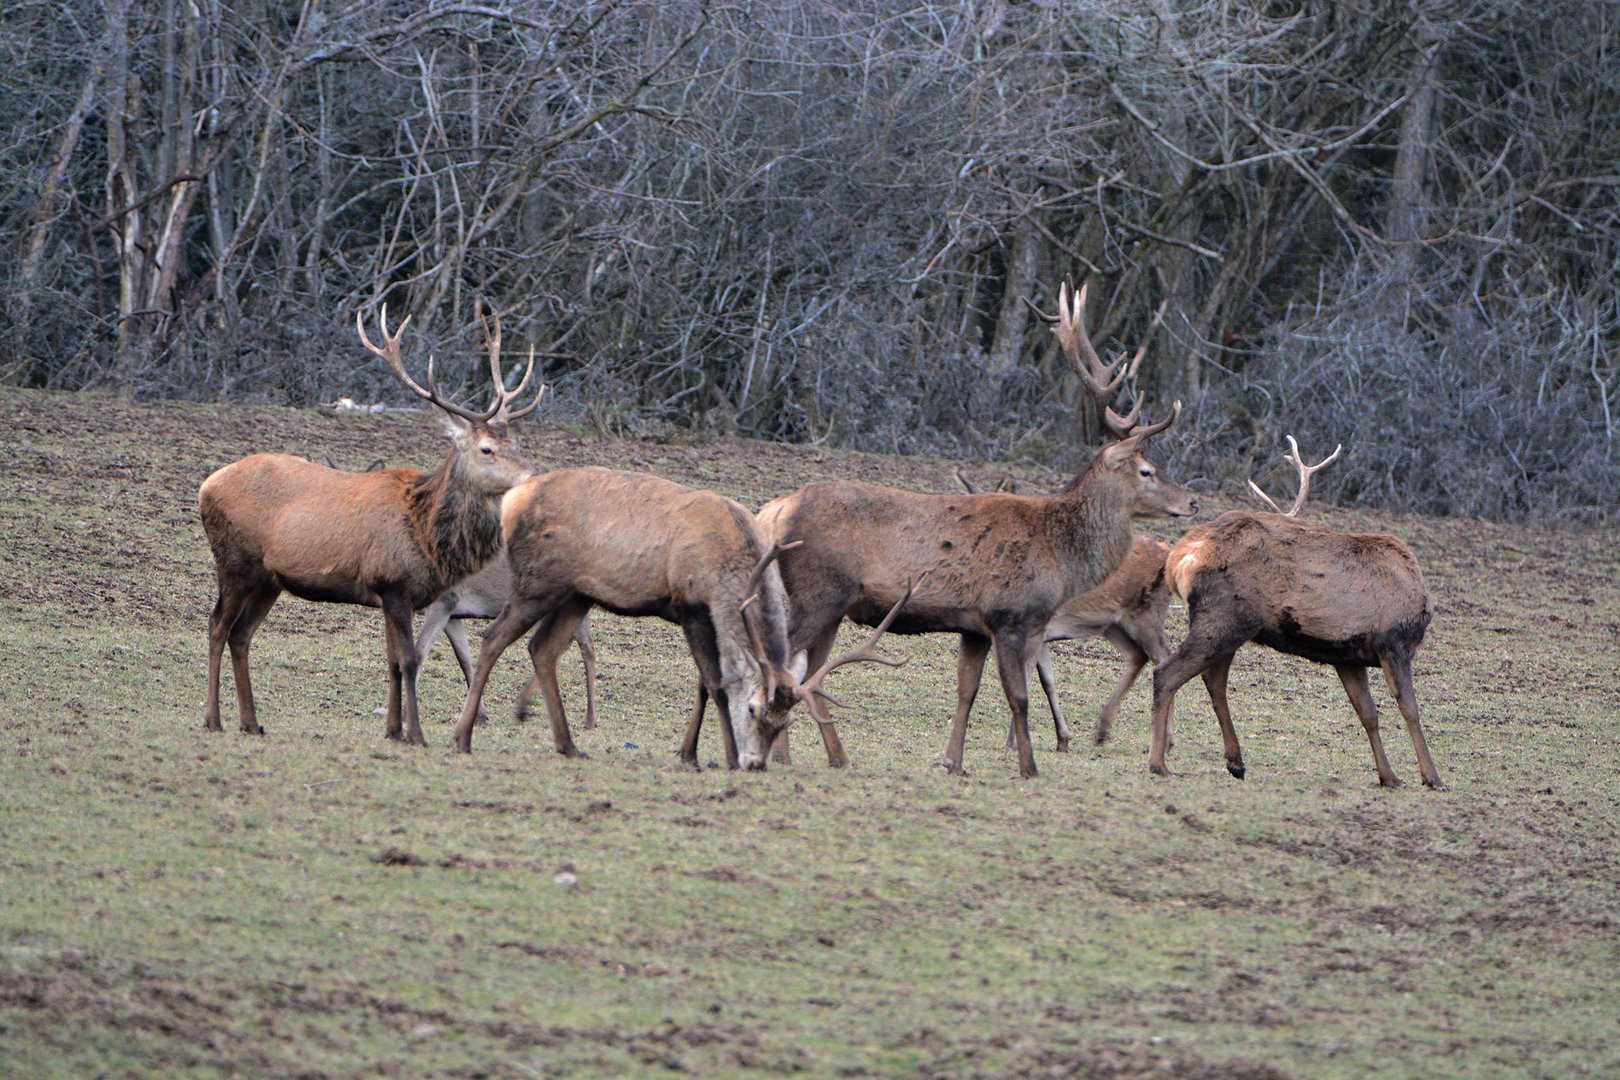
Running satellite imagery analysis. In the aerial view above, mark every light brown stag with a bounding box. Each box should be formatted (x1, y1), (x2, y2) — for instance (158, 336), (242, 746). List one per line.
(741, 280), (1198, 778)
(451, 467), (910, 769)
(955, 472), (1173, 749)
(409, 556), (597, 729)
(1151, 437), (1445, 788)
(199, 303), (543, 745)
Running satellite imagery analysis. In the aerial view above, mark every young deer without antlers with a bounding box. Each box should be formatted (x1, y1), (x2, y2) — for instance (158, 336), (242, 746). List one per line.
(452, 467), (910, 769)
(199, 303), (543, 746)
(1151, 437), (1445, 789)
(751, 280), (1198, 778)
(408, 556), (597, 729)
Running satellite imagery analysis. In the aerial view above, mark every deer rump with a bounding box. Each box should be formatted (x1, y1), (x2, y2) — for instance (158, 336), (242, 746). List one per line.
(1170, 512), (1432, 668)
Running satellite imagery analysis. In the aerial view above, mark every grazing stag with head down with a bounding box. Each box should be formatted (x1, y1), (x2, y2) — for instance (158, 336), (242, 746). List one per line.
(749, 279), (1198, 778)
(1151, 437), (1445, 788)
(451, 467), (910, 769)
(199, 303), (543, 745)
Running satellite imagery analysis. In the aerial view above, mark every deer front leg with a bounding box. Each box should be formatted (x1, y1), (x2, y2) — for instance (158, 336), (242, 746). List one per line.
(443, 619), (491, 725)
(943, 632), (991, 775)
(993, 630), (1038, 779)
(1094, 629), (1149, 745)
(382, 594), (425, 746)
(454, 594), (550, 753)
(678, 682), (710, 768)
(1008, 643), (1069, 752)
(1149, 651), (1206, 777)
(576, 617), (598, 731)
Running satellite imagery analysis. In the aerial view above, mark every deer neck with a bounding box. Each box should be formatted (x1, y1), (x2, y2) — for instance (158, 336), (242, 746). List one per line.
(407, 453), (506, 589)
(1044, 468), (1136, 597)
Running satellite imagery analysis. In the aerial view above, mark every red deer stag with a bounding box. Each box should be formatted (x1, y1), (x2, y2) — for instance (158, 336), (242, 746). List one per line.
(1150, 437), (1444, 789)
(955, 472), (1173, 749)
(743, 280), (1198, 778)
(199, 303), (543, 746)
(408, 556), (597, 729)
(451, 467), (910, 769)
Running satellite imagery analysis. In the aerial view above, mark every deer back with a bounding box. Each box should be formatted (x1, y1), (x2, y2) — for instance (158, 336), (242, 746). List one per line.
(1168, 512), (1431, 650)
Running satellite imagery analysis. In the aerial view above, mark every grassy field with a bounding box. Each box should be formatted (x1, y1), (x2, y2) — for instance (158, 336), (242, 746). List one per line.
(1, 385), (1616, 1079)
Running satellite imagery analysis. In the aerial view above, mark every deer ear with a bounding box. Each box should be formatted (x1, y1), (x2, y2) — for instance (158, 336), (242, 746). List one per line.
(1101, 439), (1141, 468)
(438, 412), (471, 439)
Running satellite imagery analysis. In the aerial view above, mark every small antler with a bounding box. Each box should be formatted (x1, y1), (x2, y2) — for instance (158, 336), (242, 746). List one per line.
(796, 577), (918, 724)
(1248, 435), (1342, 516)
(1024, 278), (1168, 440)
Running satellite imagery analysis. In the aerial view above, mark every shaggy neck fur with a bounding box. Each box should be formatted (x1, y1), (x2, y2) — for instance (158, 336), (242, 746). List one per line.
(409, 453), (505, 589)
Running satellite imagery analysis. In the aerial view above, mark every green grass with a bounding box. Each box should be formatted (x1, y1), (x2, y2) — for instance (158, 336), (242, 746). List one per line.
(0, 386), (1616, 1078)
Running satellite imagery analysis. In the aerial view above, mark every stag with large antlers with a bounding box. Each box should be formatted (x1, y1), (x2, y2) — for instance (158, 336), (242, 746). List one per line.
(450, 467), (910, 769)
(1150, 437), (1444, 788)
(954, 472), (1174, 750)
(199, 302), (544, 745)
(749, 280), (1198, 778)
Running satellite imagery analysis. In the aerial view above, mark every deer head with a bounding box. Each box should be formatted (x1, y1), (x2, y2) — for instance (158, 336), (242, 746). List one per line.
(356, 300), (545, 496)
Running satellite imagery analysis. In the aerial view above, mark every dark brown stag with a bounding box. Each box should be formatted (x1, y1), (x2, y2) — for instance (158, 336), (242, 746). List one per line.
(1151, 437), (1445, 788)
(199, 303), (543, 745)
(747, 280), (1198, 778)
(451, 467), (910, 768)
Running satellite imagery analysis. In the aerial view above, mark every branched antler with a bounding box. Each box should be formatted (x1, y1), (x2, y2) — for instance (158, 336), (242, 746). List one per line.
(1248, 435), (1343, 516)
(796, 576), (919, 724)
(1023, 277), (1170, 439)
(357, 299), (545, 423)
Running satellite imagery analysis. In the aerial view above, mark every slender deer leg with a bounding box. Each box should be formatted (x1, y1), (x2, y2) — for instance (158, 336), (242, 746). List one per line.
(577, 617), (598, 730)
(1095, 633), (1149, 746)
(944, 632), (992, 774)
(1379, 651), (1445, 790)
(442, 617), (490, 724)
(678, 682), (710, 767)
(1150, 652), (1206, 777)
(382, 593), (426, 746)
(205, 582), (256, 732)
(682, 617), (738, 769)
(454, 594), (552, 753)
(1009, 643), (1069, 752)
(224, 582), (280, 735)
(993, 629), (1038, 779)
(1200, 652), (1244, 779)
(525, 599), (591, 758)
(1337, 663), (1401, 788)
(803, 627), (848, 768)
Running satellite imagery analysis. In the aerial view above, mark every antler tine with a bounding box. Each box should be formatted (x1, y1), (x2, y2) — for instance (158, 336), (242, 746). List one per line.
(1118, 399), (1181, 443)
(1248, 435), (1342, 516)
(1057, 281), (1132, 401)
(1102, 395), (1144, 439)
(500, 345), (545, 420)
(1282, 435), (1342, 516)
(358, 307), (494, 423)
(797, 577), (918, 723)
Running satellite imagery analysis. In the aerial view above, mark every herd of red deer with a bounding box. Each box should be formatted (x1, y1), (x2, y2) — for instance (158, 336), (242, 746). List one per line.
(198, 282), (1445, 790)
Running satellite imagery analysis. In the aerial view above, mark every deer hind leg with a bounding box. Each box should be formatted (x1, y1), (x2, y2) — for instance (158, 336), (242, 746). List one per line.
(1378, 652), (1445, 791)
(1337, 663), (1402, 788)
(1200, 653), (1245, 779)
(1095, 628), (1149, 746)
(454, 593), (553, 753)
(993, 630), (1038, 779)
(944, 632), (992, 775)
(1149, 646), (1211, 777)
(214, 580), (279, 735)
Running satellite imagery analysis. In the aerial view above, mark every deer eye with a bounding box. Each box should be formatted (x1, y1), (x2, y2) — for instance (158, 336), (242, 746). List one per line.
(480, 444), (495, 456)
(1139, 465), (1155, 478)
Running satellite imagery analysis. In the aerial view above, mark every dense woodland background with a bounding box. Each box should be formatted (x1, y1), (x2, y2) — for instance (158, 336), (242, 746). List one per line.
(2, 0), (1615, 522)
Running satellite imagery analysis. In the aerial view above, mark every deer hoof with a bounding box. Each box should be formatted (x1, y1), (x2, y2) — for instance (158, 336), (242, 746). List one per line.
(1055, 737), (1071, 753)
(1423, 776), (1448, 791)
(1149, 761), (1170, 777)
(1226, 760), (1246, 780)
